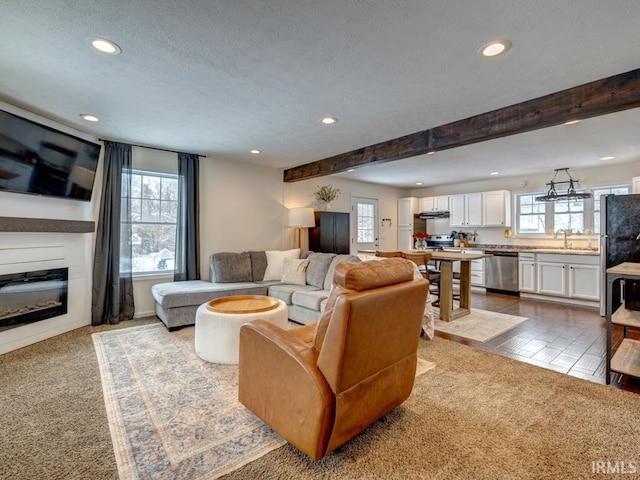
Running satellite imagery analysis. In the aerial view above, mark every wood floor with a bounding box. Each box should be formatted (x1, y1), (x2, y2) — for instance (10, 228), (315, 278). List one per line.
(434, 290), (640, 395)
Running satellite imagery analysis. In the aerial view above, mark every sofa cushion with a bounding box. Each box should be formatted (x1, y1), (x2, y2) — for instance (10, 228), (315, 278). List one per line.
(323, 254), (362, 290)
(248, 251), (267, 281)
(210, 252), (252, 283)
(306, 252), (336, 288)
(263, 249), (300, 281)
(151, 280), (267, 309)
(291, 289), (331, 311)
(281, 258), (309, 286)
(268, 283), (320, 305)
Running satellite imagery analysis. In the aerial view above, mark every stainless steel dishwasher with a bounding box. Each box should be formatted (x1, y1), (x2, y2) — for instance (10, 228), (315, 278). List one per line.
(485, 250), (519, 294)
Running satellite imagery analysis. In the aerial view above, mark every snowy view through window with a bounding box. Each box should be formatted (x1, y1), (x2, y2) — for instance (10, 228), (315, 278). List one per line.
(124, 171), (178, 274)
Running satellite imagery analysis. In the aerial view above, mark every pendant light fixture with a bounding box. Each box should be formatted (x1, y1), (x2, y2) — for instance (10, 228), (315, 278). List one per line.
(535, 168), (592, 202)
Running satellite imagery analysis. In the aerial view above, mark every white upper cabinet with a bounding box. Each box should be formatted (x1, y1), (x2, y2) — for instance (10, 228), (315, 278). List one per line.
(398, 197), (418, 227)
(633, 176), (640, 194)
(483, 190), (512, 227)
(451, 190), (510, 227)
(450, 193), (482, 227)
(419, 196), (449, 212)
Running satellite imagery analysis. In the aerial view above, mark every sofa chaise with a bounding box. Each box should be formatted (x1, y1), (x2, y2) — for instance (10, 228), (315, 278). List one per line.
(151, 249), (361, 330)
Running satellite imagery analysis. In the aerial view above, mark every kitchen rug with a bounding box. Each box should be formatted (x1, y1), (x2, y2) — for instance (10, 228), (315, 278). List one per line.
(433, 308), (528, 342)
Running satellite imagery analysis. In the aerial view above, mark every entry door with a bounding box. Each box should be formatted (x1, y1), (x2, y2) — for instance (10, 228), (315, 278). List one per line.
(351, 196), (379, 253)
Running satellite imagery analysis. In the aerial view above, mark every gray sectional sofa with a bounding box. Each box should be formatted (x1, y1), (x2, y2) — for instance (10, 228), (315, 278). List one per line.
(151, 249), (360, 330)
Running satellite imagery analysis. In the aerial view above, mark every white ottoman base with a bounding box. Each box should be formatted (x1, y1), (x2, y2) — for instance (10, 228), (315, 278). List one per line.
(195, 298), (288, 364)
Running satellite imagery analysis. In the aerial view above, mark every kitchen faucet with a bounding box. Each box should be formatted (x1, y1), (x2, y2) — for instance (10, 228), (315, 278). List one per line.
(554, 229), (571, 249)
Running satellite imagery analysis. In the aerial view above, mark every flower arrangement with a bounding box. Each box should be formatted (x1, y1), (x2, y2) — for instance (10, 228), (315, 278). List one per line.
(412, 231), (429, 239)
(314, 184), (341, 203)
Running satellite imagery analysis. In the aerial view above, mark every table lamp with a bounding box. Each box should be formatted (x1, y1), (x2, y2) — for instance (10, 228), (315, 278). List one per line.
(288, 207), (315, 250)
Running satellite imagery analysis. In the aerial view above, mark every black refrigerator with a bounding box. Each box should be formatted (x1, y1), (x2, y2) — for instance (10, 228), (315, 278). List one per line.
(600, 194), (640, 315)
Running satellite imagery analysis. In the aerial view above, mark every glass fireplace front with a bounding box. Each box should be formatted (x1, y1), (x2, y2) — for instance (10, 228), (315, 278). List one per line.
(0, 267), (68, 332)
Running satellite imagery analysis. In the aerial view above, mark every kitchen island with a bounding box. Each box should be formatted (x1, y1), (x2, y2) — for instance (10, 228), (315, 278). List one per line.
(429, 250), (492, 322)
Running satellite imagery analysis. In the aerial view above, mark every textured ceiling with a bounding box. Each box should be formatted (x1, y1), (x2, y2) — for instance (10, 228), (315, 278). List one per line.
(1, 0), (639, 187)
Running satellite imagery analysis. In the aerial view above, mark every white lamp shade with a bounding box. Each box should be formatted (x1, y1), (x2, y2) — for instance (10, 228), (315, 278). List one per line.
(288, 207), (315, 228)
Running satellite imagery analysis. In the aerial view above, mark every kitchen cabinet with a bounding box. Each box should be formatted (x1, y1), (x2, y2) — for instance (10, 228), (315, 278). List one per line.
(633, 176), (640, 194)
(518, 252), (537, 293)
(446, 248), (485, 286)
(483, 190), (511, 227)
(398, 197), (418, 227)
(419, 196), (449, 212)
(309, 211), (350, 254)
(398, 228), (413, 251)
(450, 193), (482, 227)
(398, 197), (418, 251)
(536, 253), (600, 301)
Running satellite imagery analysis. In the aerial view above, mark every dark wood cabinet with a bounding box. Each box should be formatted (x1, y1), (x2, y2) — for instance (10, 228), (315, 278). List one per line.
(309, 211), (350, 254)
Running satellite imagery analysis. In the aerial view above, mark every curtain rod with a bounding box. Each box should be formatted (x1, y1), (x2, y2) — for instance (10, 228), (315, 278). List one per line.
(98, 138), (207, 158)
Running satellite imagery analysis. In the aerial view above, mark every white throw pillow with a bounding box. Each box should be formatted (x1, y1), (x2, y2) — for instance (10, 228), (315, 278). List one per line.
(281, 258), (309, 286)
(263, 249), (301, 281)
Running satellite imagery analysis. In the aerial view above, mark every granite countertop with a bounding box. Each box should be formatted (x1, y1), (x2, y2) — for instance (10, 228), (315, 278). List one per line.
(452, 244), (600, 256)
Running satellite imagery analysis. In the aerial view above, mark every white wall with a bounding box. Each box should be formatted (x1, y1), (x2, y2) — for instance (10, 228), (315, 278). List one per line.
(283, 177), (408, 252)
(199, 156), (287, 276)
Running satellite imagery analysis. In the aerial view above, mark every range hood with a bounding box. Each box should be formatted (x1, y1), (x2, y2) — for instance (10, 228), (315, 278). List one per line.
(419, 210), (450, 219)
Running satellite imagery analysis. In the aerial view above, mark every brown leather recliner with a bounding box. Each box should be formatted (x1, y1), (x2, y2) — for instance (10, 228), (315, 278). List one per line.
(238, 258), (430, 460)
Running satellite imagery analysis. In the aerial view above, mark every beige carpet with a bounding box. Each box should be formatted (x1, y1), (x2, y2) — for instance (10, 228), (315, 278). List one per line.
(433, 307), (528, 342)
(3, 318), (640, 480)
(92, 323), (435, 480)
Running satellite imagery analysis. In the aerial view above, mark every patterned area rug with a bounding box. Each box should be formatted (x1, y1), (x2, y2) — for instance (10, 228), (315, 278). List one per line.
(433, 308), (528, 342)
(93, 323), (435, 479)
(92, 323), (286, 480)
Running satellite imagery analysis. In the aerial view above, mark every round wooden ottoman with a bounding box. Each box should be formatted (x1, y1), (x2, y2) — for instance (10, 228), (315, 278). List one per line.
(195, 295), (288, 364)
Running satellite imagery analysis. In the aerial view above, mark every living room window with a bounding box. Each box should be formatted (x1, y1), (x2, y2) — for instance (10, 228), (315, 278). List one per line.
(122, 170), (179, 275)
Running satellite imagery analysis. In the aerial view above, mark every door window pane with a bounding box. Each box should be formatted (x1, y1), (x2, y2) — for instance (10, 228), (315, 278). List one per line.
(357, 203), (375, 243)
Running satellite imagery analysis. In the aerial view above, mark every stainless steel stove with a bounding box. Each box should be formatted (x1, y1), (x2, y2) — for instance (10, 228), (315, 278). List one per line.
(426, 235), (454, 248)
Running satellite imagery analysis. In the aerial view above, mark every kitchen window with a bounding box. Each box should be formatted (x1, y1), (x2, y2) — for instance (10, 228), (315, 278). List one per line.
(515, 183), (630, 235)
(592, 185), (630, 233)
(516, 194), (546, 234)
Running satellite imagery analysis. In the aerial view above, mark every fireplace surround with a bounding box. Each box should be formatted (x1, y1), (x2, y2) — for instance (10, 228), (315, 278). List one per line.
(0, 267), (68, 332)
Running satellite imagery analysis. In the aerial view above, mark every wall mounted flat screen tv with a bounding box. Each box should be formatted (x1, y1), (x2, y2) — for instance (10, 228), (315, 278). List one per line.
(0, 109), (102, 201)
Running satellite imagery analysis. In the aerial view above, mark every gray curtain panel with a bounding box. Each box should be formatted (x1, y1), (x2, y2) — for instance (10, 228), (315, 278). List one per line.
(91, 141), (135, 325)
(174, 152), (200, 281)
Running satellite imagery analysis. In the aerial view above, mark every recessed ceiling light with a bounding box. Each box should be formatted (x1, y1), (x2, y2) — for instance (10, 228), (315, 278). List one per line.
(347, 169), (355, 172)
(250, 149), (261, 154)
(321, 117), (337, 125)
(90, 37), (121, 55)
(564, 119), (581, 125)
(490, 171), (500, 176)
(601, 156), (615, 160)
(80, 114), (99, 122)
(480, 40), (511, 57)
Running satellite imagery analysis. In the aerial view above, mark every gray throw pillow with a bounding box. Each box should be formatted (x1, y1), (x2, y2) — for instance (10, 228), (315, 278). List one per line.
(212, 252), (252, 283)
(306, 252), (336, 288)
(323, 254), (362, 290)
(248, 251), (267, 281)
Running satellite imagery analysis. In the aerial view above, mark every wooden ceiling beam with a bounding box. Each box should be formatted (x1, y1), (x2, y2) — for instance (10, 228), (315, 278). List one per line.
(283, 67), (640, 183)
